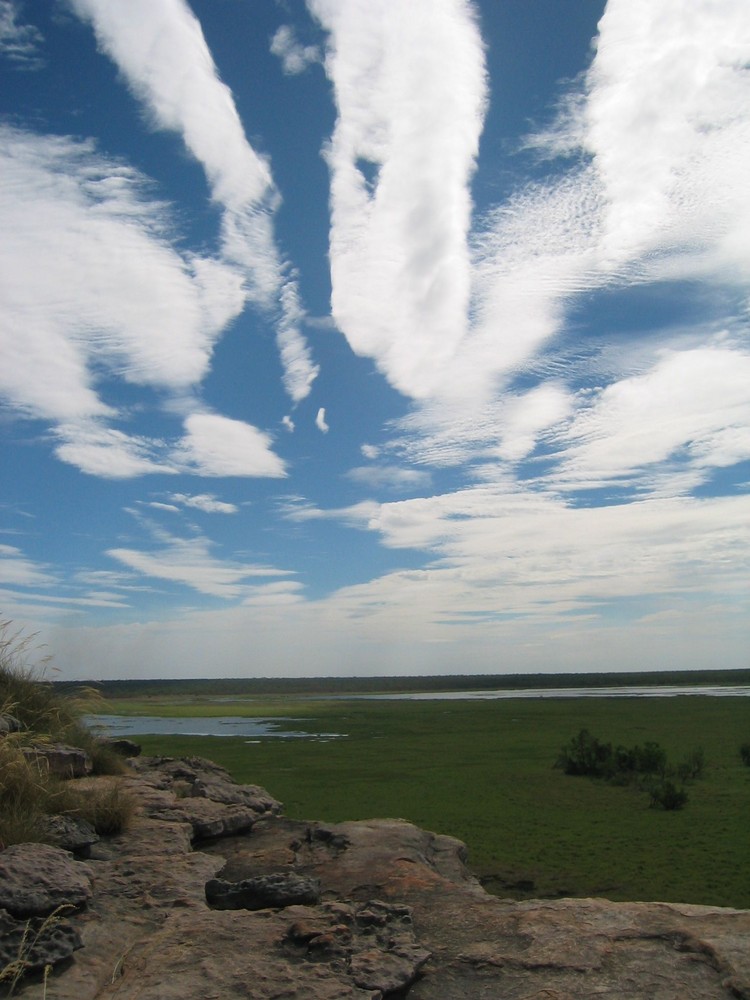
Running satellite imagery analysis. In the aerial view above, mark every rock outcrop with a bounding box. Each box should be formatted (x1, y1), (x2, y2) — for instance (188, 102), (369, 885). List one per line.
(22, 745), (92, 780)
(4, 756), (749, 1000)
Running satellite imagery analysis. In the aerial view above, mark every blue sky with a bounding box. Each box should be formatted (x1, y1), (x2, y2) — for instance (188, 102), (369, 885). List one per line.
(1, 0), (748, 681)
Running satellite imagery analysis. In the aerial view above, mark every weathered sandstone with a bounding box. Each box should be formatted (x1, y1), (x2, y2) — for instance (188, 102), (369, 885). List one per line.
(4, 757), (749, 1000)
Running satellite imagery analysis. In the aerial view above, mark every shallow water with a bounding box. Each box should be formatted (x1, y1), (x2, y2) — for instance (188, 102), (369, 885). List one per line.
(85, 714), (344, 740)
(349, 684), (750, 701)
(87, 684), (750, 738)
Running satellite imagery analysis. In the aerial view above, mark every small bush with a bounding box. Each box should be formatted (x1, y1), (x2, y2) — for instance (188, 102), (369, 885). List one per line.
(740, 743), (750, 767)
(648, 780), (689, 811)
(676, 747), (705, 782)
(555, 729), (613, 777)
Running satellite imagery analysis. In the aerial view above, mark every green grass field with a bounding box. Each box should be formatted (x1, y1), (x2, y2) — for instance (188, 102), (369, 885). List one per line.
(112, 694), (750, 908)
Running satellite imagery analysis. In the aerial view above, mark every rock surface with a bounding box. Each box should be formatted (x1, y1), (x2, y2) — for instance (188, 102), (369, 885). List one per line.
(0, 908), (83, 980)
(206, 872), (321, 910)
(22, 745), (92, 780)
(38, 816), (99, 858)
(4, 756), (750, 1000)
(0, 843), (92, 918)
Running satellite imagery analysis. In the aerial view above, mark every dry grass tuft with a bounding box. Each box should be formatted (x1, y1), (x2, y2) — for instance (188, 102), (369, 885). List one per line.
(0, 620), (133, 848)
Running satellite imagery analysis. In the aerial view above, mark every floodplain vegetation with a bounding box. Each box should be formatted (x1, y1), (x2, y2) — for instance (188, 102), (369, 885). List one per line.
(101, 682), (750, 910)
(3, 623), (749, 909)
(0, 623), (133, 850)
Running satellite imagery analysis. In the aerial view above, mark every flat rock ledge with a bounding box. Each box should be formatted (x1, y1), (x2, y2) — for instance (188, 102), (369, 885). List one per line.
(2, 755), (748, 1000)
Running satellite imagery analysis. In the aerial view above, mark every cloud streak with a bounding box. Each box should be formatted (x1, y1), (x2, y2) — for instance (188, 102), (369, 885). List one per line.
(107, 532), (292, 599)
(310, 0), (487, 398)
(69, 0), (318, 405)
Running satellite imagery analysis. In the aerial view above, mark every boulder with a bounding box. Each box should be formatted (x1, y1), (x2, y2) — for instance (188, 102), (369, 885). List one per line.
(98, 738), (141, 758)
(129, 755), (281, 811)
(39, 815), (99, 857)
(205, 872), (321, 910)
(0, 713), (22, 734)
(23, 744), (92, 779)
(0, 843), (92, 918)
(149, 797), (259, 842)
(129, 754), (282, 842)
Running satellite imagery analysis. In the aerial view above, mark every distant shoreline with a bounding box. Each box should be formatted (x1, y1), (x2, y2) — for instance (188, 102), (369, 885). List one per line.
(55, 666), (750, 699)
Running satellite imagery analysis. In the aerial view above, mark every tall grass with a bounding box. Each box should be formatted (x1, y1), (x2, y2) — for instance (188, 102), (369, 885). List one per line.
(0, 622), (133, 849)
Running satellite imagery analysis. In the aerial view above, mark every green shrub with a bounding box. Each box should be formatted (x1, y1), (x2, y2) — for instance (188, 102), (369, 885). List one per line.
(648, 779), (689, 811)
(556, 728), (704, 811)
(556, 729), (668, 781)
(676, 747), (705, 781)
(555, 729), (613, 777)
(740, 743), (750, 767)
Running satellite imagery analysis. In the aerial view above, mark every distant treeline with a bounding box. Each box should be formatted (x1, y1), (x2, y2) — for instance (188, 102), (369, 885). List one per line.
(53, 667), (750, 699)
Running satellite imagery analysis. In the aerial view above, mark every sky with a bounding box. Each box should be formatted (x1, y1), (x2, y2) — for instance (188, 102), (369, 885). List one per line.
(1, 0), (749, 681)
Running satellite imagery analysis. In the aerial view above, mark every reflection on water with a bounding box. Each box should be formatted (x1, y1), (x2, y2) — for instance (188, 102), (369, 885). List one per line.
(85, 714), (344, 740)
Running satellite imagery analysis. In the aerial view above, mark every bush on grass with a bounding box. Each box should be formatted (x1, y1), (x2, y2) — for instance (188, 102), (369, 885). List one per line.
(555, 729), (668, 782)
(740, 743), (750, 767)
(648, 779), (689, 811)
(556, 728), (699, 809)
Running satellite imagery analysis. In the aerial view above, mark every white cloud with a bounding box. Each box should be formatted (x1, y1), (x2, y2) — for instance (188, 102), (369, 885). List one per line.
(0, 126), (252, 475)
(584, 0), (750, 273)
(55, 424), (175, 479)
(175, 413), (287, 478)
(270, 24), (320, 75)
(316, 407), (329, 433)
(167, 493), (239, 515)
(0, 544), (56, 587)
(107, 532), (292, 599)
(277, 281), (320, 403)
(310, 0), (487, 398)
(345, 465), (431, 493)
(69, 0), (318, 401)
(331, 485), (750, 626)
(0, 0), (43, 69)
(553, 345), (750, 492)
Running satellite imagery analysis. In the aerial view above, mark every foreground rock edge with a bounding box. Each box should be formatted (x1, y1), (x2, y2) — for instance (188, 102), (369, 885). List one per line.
(1, 755), (747, 1000)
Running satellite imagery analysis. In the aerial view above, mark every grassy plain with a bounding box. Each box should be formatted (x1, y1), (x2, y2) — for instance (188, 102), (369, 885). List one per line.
(109, 693), (750, 908)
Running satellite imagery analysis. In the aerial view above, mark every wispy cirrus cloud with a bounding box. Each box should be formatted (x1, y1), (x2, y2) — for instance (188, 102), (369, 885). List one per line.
(107, 531), (293, 599)
(0, 126), (264, 476)
(0, 0), (43, 69)
(0, 122), (292, 480)
(552, 344), (750, 494)
(375, 0), (750, 492)
(0, 543), (56, 587)
(69, 0), (318, 404)
(345, 464), (431, 494)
